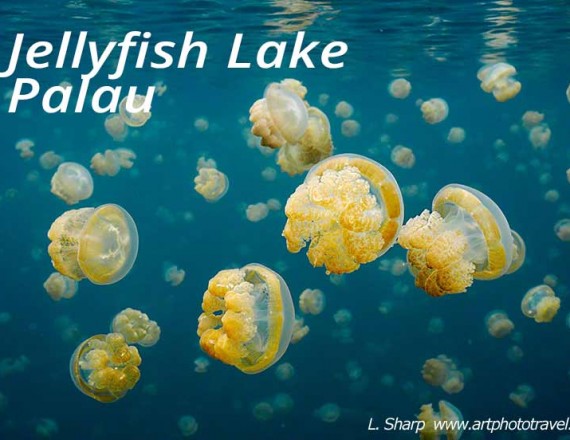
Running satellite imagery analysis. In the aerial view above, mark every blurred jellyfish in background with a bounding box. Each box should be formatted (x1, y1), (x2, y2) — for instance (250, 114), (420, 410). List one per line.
(378, 257), (408, 276)
(90, 148), (136, 176)
(0, 355), (30, 378)
(70, 333), (141, 403)
(334, 309), (352, 327)
(283, 154), (404, 274)
(153, 80), (167, 96)
(163, 263), (186, 286)
(420, 98), (449, 124)
(50, 162), (94, 205)
(178, 415), (198, 437)
(314, 403), (340, 423)
(252, 401), (274, 421)
(509, 384), (535, 408)
(193, 356), (210, 373)
(275, 362), (295, 381)
(0, 312), (11, 325)
(272, 393), (294, 414)
(290, 316), (309, 344)
(246, 202), (269, 222)
(261, 167), (277, 181)
(34, 418), (58, 439)
(529, 124), (551, 149)
(544, 189), (559, 203)
(118, 95), (152, 127)
(197, 264), (294, 374)
(391, 145), (416, 169)
(421, 355), (465, 394)
(194, 117), (209, 132)
(334, 101), (353, 118)
(544, 274), (558, 288)
(111, 308), (161, 347)
(47, 204), (139, 285)
(266, 198), (281, 211)
(447, 127), (466, 144)
(104, 114), (128, 141)
(39, 151), (64, 170)
(15, 138), (34, 159)
(388, 78), (411, 99)
(477, 62), (521, 101)
(340, 119), (361, 137)
(555, 219), (570, 242)
(417, 400), (463, 439)
(521, 285), (560, 323)
(485, 311), (515, 338)
(399, 184), (517, 297)
(566, 169), (570, 184)
(507, 231), (526, 274)
(428, 317), (445, 334)
(566, 83), (570, 103)
(43, 272), (78, 301)
(318, 93), (329, 106)
(521, 111), (544, 130)
(507, 345), (524, 363)
(194, 157), (229, 202)
(54, 315), (81, 344)
(299, 288), (326, 315)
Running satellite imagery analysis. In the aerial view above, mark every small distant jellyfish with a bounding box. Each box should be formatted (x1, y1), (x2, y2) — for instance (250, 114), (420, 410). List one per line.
(266, 198), (281, 211)
(246, 203), (269, 222)
(385, 113), (399, 125)
(0, 312), (11, 325)
(178, 416), (198, 437)
(194, 158), (229, 202)
(486, 310), (515, 338)
(555, 219), (570, 241)
(341, 119), (361, 137)
(509, 384), (535, 408)
(391, 145), (416, 169)
(194, 356), (210, 373)
(111, 308), (161, 347)
(447, 127), (466, 144)
(334, 101), (354, 119)
(318, 93), (329, 106)
(388, 78), (411, 99)
(35, 418), (59, 438)
(314, 403), (340, 423)
(272, 393), (294, 414)
(70, 333), (141, 403)
(521, 111), (544, 130)
(283, 154), (404, 274)
(507, 345), (524, 363)
(275, 362), (295, 381)
(477, 62), (521, 102)
(544, 189), (559, 203)
(334, 309), (352, 327)
(544, 274), (558, 288)
(253, 402), (274, 421)
(43, 272), (78, 301)
(118, 95), (152, 127)
(421, 355), (464, 394)
(290, 316), (309, 343)
(417, 401), (464, 440)
(261, 167), (277, 181)
(164, 263), (186, 286)
(39, 151), (64, 170)
(197, 264), (295, 374)
(399, 184), (517, 297)
(50, 162), (94, 205)
(521, 285), (560, 323)
(104, 114), (128, 141)
(47, 204), (139, 285)
(91, 149), (137, 177)
(428, 317), (445, 334)
(529, 124), (551, 149)
(299, 288), (326, 315)
(194, 117), (209, 132)
(15, 138), (35, 159)
(420, 98), (449, 124)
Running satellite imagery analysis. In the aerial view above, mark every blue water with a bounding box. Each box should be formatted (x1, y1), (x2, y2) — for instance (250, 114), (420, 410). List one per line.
(0, 1), (569, 439)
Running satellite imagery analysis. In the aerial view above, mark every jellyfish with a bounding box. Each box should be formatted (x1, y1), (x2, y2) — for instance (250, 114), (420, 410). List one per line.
(299, 288), (326, 315)
(529, 124), (551, 149)
(447, 128), (466, 144)
(314, 403), (340, 423)
(521, 285), (560, 323)
(194, 117), (209, 132)
(91, 149), (136, 176)
(318, 93), (329, 106)
(477, 62), (521, 102)
(15, 138), (34, 159)
(391, 145), (416, 169)
(272, 393), (294, 414)
(164, 263), (186, 286)
(421, 355), (464, 395)
(509, 384), (535, 408)
(262, 167), (277, 181)
(50, 162), (94, 205)
(507, 345), (524, 363)
(290, 316), (309, 344)
(0, 355), (30, 377)
(69, 332), (141, 403)
(544, 274), (558, 288)
(388, 78), (411, 99)
(154, 80), (167, 97)
(521, 111), (544, 130)
(249, 79), (308, 149)
(567, 84), (570, 103)
(417, 400), (463, 440)
(194, 356), (210, 373)
(246, 203), (269, 222)
(340, 119), (361, 137)
(506, 231), (525, 274)
(35, 418), (59, 438)
(111, 308), (161, 347)
(267, 198), (281, 211)
(275, 362), (295, 381)
(554, 219), (570, 241)
(197, 263), (295, 374)
(43, 272), (78, 301)
(47, 204), (139, 285)
(385, 113), (399, 125)
(428, 317), (445, 334)
(545, 189), (560, 203)
(118, 95), (152, 127)
(39, 151), (64, 170)
(104, 114), (128, 141)
(398, 184), (516, 297)
(283, 154), (404, 274)
(485, 311), (515, 338)
(252, 402), (274, 421)
(334, 101), (353, 118)
(194, 159), (229, 202)
(333, 308), (353, 326)
(420, 98), (449, 124)
(178, 416), (199, 437)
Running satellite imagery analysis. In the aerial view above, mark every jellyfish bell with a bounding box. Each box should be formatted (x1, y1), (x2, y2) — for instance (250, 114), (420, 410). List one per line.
(521, 285), (560, 323)
(388, 78), (411, 99)
(420, 98), (448, 124)
(47, 204), (139, 285)
(506, 230), (525, 274)
(50, 162), (94, 205)
(118, 95), (151, 127)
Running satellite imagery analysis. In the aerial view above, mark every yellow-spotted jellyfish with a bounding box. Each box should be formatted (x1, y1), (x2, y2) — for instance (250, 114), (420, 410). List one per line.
(47, 204), (139, 285)
(104, 114), (128, 141)
(118, 95), (151, 127)
(509, 384), (535, 408)
(299, 288), (325, 315)
(164, 263), (186, 286)
(555, 219), (570, 241)
(477, 62), (521, 102)
(43, 272), (78, 301)
(420, 98), (449, 124)
(111, 308), (161, 347)
(421, 355), (464, 395)
(178, 415), (198, 436)
(15, 138), (34, 159)
(398, 184), (516, 297)
(388, 78), (411, 99)
(69, 333), (141, 403)
(283, 154), (404, 274)
(39, 151), (64, 170)
(197, 264), (295, 374)
(417, 400), (463, 440)
(521, 285), (560, 323)
(194, 158), (229, 202)
(486, 311), (515, 338)
(50, 162), (94, 205)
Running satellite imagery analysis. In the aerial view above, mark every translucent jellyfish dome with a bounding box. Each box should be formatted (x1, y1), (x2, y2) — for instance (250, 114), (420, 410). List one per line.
(521, 285), (560, 323)
(50, 162), (94, 205)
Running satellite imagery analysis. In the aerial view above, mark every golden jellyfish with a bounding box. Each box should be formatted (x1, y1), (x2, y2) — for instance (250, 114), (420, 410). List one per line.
(398, 184), (516, 297)
(417, 400), (463, 440)
(388, 78), (411, 99)
(194, 158), (229, 202)
(486, 310), (514, 338)
(47, 204), (139, 285)
(90, 150), (120, 176)
(340, 119), (361, 138)
(521, 285), (560, 323)
(43, 272), (78, 301)
(15, 138), (34, 159)
(506, 231), (525, 274)
(447, 127), (466, 144)
(178, 416), (198, 437)
(50, 162), (94, 205)
(421, 355), (464, 395)
(334, 101), (353, 119)
(194, 117), (209, 132)
(299, 288), (326, 315)
(391, 145), (416, 169)
(544, 189), (559, 203)
(318, 93), (329, 106)
(477, 62), (521, 102)
(246, 203), (269, 222)
(70, 332), (141, 403)
(509, 384), (535, 408)
(290, 316), (309, 344)
(261, 167), (277, 181)
(543, 274), (558, 288)
(275, 362), (295, 381)
(555, 219), (570, 241)
(267, 198), (281, 211)
(314, 403), (340, 423)
(111, 308), (161, 347)
(197, 263), (295, 374)
(194, 356), (210, 373)
(420, 98), (449, 124)
(283, 154), (404, 274)
(529, 124), (551, 149)
(521, 111), (544, 130)
(104, 114), (128, 141)
(39, 151), (64, 170)
(567, 84), (570, 103)
(118, 95), (152, 127)
(164, 263), (186, 286)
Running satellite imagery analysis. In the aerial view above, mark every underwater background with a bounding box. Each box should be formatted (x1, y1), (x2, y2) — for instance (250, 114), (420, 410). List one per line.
(1, 0), (570, 439)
